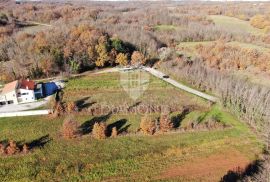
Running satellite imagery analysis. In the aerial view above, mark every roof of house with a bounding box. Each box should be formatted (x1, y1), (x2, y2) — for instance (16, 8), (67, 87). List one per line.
(1, 80), (18, 94)
(19, 79), (35, 90)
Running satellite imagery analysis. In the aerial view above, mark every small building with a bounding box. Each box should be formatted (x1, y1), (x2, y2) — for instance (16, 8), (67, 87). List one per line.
(0, 80), (19, 105)
(0, 79), (38, 105)
(17, 79), (36, 104)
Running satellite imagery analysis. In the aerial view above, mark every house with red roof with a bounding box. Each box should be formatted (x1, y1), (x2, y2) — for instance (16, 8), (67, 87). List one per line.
(0, 79), (37, 105)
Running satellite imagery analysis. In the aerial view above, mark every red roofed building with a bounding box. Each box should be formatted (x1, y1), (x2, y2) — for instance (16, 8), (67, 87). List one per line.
(0, 79), (37, 105)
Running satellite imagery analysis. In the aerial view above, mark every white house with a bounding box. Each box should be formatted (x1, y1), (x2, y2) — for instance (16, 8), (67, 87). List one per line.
(16, 79), (36, 104)
(0, 79), (37, 105)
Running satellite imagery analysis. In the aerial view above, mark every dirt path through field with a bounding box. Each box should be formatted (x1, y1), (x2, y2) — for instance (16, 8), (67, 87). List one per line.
(158, 149), (250, 181)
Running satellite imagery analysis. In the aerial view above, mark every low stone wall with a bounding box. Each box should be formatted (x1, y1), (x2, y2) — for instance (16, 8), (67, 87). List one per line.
(0, 110), (51, 117)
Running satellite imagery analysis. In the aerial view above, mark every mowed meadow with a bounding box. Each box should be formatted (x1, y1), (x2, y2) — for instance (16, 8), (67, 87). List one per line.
(0, 72), (264, 181)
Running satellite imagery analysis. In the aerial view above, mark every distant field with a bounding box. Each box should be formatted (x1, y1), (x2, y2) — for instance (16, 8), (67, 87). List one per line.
(209, 15), (265, 36)
(177, 41), (270, 58)
(176, 41), (270, 87)
(155, 25), (178, 31)
(17, 24), (52, 35)
(177, 41), (214, 58)
(0, 71), (264, 181)
(227, 41), (270, 53)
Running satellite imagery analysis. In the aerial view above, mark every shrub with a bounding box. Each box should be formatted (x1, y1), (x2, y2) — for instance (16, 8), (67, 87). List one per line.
(0, 144), (5, 155)
(111, 127), (118, 137)
(140, 115), (156, 135)
(61, 117), (80, 139)
(66, 102), (77, 113)
(53, 102), (65, 117)
(92, 122), (107, 139)
(6, 140), (19, 155)
(22, 144), (29, 154)
(159, 114), (173, 132)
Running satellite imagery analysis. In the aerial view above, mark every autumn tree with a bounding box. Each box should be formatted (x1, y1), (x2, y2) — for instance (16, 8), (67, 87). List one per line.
(111, 127), (118, 137)
(95, 37), (109, 67)
(159, 114), (173, 132)
(92, 122), (107, 139)
(40, 55), (53, 77)
(140, 115), (156, 135)
(116, 53), (128, 66)
(61, 117), (80, 139)
(6, 140), (19, 155)
(250, 15), (270, 29)
(131, 51), (146, 66)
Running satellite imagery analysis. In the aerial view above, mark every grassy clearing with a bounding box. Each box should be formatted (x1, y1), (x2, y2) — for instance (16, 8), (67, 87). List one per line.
(209, 15), (265, 36)
(176, 40), (270, 87)
(177, 40), (270, 60)
(176, 41), (214, 58)
(64, 71), (206, 107)
(17, 24), (52, 35)
(227, 41), (270, 53)
(155, 25), (178, 31)
(0, 71), (264, 181)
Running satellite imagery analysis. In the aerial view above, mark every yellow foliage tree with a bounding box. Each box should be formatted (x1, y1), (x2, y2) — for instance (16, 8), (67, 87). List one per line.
(95, 43), (109, 67)
(116, 53), (128, 66)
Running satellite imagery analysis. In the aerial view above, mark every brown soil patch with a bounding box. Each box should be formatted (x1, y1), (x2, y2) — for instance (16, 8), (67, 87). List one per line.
(158, 149), (251, 182)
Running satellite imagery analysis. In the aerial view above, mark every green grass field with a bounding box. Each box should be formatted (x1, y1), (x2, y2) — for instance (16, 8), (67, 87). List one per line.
(0, 71), (264, 181)
(209, 15), (265, 36)
(155, 25), (178, 31)
(64, 71), (206, 108)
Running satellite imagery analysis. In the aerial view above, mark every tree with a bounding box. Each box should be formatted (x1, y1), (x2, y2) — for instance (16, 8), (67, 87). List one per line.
(109, 48), (117, 66)
(159, 114), (173, 132)
(69, 59), (80, 73)
(111, 127), (118, 137)
(140, 115), (156, 135)
(0, 13), (8, 26)
(111, 38), (125, 53)
(116, 53), (128, 66)
(61, 117), (80, 139)
(131, 51), (146, 66)
(6, 140), (19, 155)
(95, 42), (109, 67)
(40, 55), (53, 77)
(92, 122), (107, 139)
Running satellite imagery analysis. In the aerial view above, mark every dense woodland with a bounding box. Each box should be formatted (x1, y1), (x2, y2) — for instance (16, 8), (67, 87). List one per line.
(1, 1), (270, 81)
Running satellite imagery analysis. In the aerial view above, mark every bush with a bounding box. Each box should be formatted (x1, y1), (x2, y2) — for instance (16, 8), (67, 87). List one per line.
(61, 117), (80, 139)
(111, 127), (118, 137)
(66, 102), (77, 113)
(0, 143), (5, 154)
(6, 140), (19, 155)
(53, 102), (65, 117)
(140, 115), (156, 135)
(22, 144), (29, 154)
(92, 122), (107, 139)
(159, 114), (173, 132)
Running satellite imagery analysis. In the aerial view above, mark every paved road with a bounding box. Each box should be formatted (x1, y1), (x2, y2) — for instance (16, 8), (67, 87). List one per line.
(0, 96), (52, 113)
(142, 67), (219, 102)
(0, 110), (51, 118)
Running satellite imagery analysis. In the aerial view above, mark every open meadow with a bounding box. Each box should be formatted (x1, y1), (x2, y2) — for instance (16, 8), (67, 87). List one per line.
(0, 71), (264, 181)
